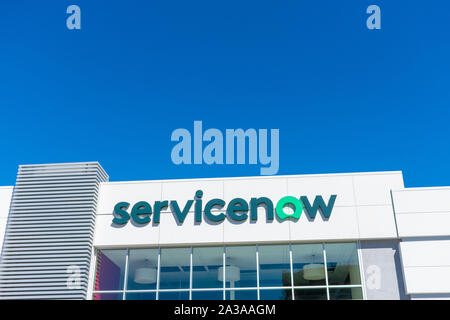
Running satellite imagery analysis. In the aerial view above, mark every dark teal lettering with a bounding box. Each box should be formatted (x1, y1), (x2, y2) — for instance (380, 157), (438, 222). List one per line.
(204, 199), (226, 222)
(112, 202), (130, 225)
(171, 200), (193, 223)
(153, 201), (168, 224)
(131, 201), (152, 224)
(227, 198), (249, 221)
(300, 195), (336, 219)
(194, 190), (203, 223)
(250, 197), (274, 221)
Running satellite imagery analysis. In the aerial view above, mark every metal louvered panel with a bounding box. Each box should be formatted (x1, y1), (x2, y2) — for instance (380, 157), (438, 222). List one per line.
(0, 162), (108, 300)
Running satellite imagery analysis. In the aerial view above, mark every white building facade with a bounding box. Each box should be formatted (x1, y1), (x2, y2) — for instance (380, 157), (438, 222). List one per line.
(0, 162), (449, 300)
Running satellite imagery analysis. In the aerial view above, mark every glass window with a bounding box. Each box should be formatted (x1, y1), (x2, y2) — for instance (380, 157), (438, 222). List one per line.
(159, 291), (190, 300)
(258, 245), (291, 287)
(294, 288), (327, 300)
(192, 246), (223, 289)
(225, 290), (257, 300)
(224, 246), (257, 288)
(259, 288), (292, 300)
(94, 249), (126, 291)
(329, 287), (363, 300)
(191, 290), (223, 300)
(292, 243), (325, 286)
(93, 292), (123, 300)
(159, 247), (190, 289)
(126, 292), (156, 300)
(93, 243), (365, 300)
(127, 248), (158, 290)
(325, 242), (361, 285)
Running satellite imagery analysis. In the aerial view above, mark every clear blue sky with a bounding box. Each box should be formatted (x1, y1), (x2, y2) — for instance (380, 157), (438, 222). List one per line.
(0, 1), (449, 187)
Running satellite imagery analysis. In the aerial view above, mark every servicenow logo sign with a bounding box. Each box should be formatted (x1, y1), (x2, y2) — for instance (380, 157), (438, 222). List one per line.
(112, 191), (337, 225)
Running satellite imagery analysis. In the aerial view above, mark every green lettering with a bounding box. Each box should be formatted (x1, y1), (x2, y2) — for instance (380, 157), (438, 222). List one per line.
(275, 196), (302, 221)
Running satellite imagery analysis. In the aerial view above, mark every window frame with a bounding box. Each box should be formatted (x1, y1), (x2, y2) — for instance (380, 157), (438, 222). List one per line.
(91, 242), (366, 300)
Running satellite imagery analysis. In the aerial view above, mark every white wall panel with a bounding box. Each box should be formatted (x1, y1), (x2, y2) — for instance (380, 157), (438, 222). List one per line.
(159, 212), (224, 245)
(223, 215), (290, 244)
(353, 173), (403, 206)
(395, 188), (450, 296)
(393, 188), (450, 214)
(0, 187), (13, 256)
(94, 214), (160, 247)
(400, 239), (450, 267)
(96, 182), (162, 214)
(0, 218), (6, 256)
(162, 179), (224, 211)
(289, 206), (359, 241)
(396, 212), (450, 238)
(357, 205), (397, 239)
(393, 188), (450, 238)
(287, 175), (355, 207)
(399, 239), (450, 295)
(402, 266), (450, 294)
(0, 187), (13, 219)
(223, 177), (287, 202)
(94, 172), (402, 247)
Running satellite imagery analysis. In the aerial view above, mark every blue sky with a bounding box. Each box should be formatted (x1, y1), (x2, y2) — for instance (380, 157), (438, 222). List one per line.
(0, 1), (449, 187)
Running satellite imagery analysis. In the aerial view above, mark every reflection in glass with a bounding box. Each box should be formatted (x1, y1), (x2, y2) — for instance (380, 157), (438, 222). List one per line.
(224, 246), (257, 288)
(294, 288), (327, 300)
(325, 243), (361, 285)
(191, 290), (223, 300)
(329, 287), (363, 300)
(292, 243), (325, 286)
(93, 292), (123, 300)
(192, 247), (223, 289)
(93, 243), (365, 301)
(127, 248), (158, 290)
(95, 249), (126, 291)
(159, 248), (190, 289)
(159, 291), (190, 300)
(125, 292), (156, 300)
(258, 245), (291, 287)
(259, 289), (292, 300)
(225, 290), (257, 300)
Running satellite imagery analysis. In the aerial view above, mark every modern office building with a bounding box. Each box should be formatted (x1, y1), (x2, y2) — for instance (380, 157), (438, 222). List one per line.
(0, 162), (449, 300)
